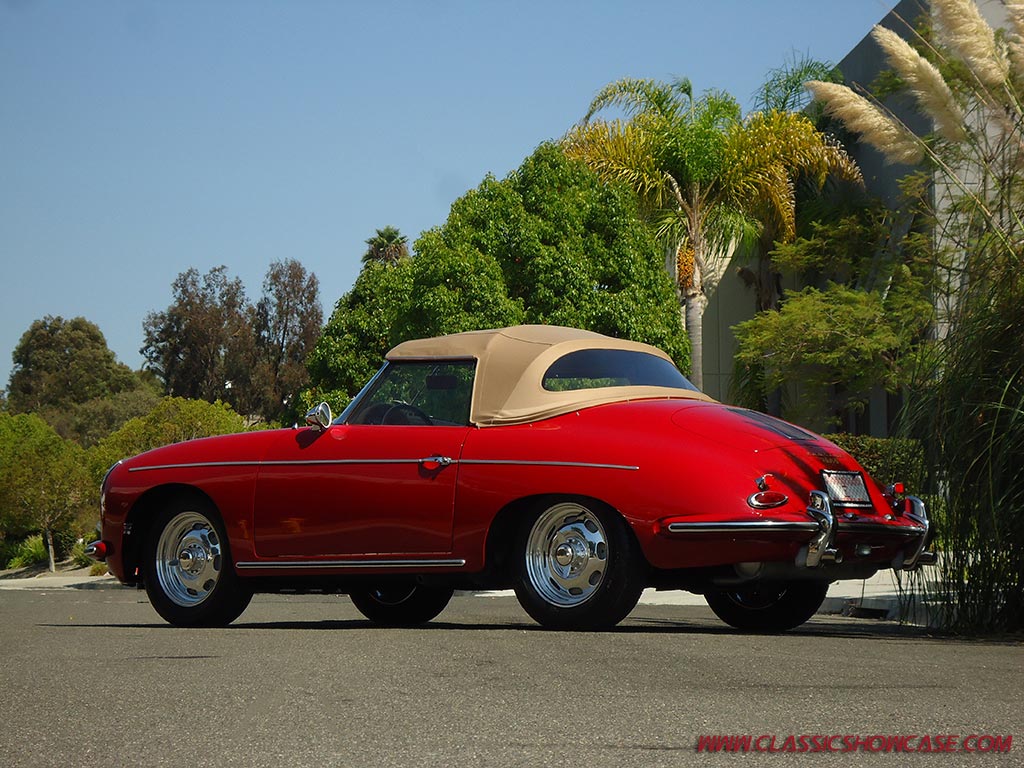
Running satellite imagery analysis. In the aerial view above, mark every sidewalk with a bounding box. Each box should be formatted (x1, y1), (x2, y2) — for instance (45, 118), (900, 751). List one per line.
(0, 566), (926, 621)
(0, 569), (123, 591)
(477, 568), (924, 620)
(637, 569), (923, 620)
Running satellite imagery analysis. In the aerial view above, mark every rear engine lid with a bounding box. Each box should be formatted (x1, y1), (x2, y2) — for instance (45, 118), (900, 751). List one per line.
(671, 402), (824, 451)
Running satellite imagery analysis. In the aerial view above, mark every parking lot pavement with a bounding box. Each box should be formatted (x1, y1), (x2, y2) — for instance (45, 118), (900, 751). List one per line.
(0, 587), (1020, 768)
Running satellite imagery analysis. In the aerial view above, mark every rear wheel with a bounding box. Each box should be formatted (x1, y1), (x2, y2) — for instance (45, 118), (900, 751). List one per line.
(513, 499), (646, 630)
(348, 584), (454, 626)
(705, 581), (828, 632)
(144, 499), (252, 627)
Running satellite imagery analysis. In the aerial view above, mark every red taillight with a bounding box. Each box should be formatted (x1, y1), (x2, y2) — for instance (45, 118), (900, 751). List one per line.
(886, 482), (907, 514)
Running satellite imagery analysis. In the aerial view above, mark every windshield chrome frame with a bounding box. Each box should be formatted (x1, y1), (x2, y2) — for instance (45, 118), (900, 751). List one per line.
(334, 361), (390, 425)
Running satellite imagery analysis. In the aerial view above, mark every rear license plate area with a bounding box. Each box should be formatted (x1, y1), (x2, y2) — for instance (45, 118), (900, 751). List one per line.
(821, 470), (872, 507)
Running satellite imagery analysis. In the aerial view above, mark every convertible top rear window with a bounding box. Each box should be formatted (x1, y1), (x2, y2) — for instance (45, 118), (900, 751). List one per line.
(543, 349), (698, 392)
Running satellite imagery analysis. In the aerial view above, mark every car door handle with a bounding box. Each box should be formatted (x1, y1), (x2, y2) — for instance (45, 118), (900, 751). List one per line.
(419, 455), (453, 470)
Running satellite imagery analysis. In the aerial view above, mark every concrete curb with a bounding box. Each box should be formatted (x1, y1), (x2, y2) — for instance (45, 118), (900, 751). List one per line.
(0, 574), (125, 591)
(1, 571), (926, 621)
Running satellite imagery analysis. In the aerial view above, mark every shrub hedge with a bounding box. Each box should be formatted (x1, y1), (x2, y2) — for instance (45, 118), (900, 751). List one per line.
(824, 433), (925, 489)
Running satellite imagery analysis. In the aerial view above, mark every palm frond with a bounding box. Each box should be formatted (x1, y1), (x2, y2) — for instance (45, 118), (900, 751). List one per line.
(755, 52), (839, 113)
(563, 120), (670, 207)
(583, 77), (686, 123)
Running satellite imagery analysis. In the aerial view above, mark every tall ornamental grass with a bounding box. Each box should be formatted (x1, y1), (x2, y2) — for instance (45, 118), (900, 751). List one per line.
(807, 0), (1023, 632)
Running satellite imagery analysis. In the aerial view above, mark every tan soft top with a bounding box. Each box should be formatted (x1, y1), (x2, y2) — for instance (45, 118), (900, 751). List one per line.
(387, 325), (712, 426)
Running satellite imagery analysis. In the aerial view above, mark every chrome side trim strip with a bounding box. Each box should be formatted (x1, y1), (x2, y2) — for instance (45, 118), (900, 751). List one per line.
(840, 520), (927, 535)
(460, 459), (639, 471)
(666, 521), (820, 533)
(665, 520), (925, 535)
(236, 558), (467, 571)
(129, 459), (427, 472)
(130, 458), (639, 473)
(130, 461), (261, 472)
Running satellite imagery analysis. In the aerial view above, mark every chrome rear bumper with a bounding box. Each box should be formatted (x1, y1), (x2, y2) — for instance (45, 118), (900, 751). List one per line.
(799, 491), (934, 571)
(804, 491), (841, 567)
(899, 495), (933, 570)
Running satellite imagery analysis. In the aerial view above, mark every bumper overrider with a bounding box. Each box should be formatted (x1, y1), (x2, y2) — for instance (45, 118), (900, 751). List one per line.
(663, 491), (936, 572)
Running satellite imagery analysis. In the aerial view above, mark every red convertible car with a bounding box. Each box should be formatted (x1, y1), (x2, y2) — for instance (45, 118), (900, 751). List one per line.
(91, 325), (934, 631)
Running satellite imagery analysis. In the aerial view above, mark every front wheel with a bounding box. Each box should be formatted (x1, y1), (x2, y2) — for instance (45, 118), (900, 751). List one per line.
(143, 499), (252, 627)
(704, 581), (828, 632)
(348, 584), (454, 626)
(513, 499), (646, 630)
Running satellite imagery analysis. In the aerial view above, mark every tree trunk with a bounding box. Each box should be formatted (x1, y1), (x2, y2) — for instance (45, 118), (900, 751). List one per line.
(665, 239), (685, 329)
(45, 528), (56, 573)
(685, 289), (707, 391)
(688, 204), (708, 392)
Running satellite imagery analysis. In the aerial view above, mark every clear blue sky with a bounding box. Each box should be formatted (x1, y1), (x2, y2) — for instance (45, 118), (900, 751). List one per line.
(0, 0), (896, 389)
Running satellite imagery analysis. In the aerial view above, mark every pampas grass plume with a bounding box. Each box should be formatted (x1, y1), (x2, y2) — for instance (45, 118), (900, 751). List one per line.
(805, 80), (924, 165)
(933, 0), (1010, 90)
(872, 25), (967, 142)
(1006, 1), (1024, 80)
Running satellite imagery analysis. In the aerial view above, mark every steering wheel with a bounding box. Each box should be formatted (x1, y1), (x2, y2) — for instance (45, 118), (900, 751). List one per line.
(382, 402), (433, 426)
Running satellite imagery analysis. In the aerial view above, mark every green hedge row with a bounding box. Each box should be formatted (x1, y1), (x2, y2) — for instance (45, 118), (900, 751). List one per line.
(824, 433), (925, 489)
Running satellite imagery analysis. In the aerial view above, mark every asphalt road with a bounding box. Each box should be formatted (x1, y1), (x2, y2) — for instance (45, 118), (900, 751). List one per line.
(0, 588), (1020, 768)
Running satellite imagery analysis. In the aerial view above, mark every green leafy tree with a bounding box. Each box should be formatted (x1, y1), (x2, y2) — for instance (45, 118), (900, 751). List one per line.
(733, 278), (929, 426)
(307, 145), (690, 407)
(142, 262), (322, 424)
(66, 387), (163, 448)
(90, 397), (250, 484)
(251, 259), (323, 423)
(394, 225), (525, 342)
(399, 144), (687, 362)
(304, 256), (414, 415)
(141, 266), (252, 405)
(733, 189), (933, 425)
(0, 413), (94, 571)
(8, 316), (137, 414)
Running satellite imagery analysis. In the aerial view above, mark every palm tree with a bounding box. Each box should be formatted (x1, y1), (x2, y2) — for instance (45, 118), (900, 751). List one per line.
(362, 226), (409, 267)
(754, 51), (840, 114)
(725, 108), (862, 314)
(564, 77), (860, 389)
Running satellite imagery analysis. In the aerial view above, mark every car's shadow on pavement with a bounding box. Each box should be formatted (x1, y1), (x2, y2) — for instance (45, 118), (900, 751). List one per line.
(37, 616), (936, 640)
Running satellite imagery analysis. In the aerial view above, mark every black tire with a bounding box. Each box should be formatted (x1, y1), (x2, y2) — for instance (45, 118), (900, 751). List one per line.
(349, 584), (454, 626)
(513, 499), (646, 630)
(705, 581), (828, 632)
(143, 497), (253, 627)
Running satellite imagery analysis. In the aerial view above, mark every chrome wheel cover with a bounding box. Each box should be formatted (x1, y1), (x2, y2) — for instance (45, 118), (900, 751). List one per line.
(525, 502), (609, 607)
(155, 511), (223, 608)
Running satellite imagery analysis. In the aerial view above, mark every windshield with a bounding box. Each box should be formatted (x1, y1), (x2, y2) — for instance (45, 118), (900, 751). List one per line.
(344, 360), (476, 426)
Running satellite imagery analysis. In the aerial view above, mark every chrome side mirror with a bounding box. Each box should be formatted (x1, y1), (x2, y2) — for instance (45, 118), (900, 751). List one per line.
(304, 401), (333, 431)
